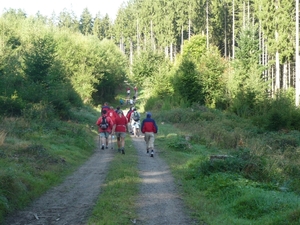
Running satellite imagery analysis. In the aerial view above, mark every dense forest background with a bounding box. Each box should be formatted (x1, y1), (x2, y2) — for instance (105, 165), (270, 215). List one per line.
(2, 2), (300, 223)
(1, 0), (300, 130)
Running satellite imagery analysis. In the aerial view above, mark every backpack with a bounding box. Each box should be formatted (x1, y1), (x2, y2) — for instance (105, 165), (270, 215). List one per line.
(99, 116), (109, 130)
(133, 111), (140, 121)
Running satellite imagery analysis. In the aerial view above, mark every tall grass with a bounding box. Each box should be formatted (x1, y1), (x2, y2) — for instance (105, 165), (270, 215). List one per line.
(0, 106), (98, 223)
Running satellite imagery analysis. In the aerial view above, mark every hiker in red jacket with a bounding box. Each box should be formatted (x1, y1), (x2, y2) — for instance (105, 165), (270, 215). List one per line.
(126, 106), (134, 135)
(112, 109), (129, 154)
(107, 106), (118, 126)
(141, 112), (158, 157)
(96, 110), (114, 150)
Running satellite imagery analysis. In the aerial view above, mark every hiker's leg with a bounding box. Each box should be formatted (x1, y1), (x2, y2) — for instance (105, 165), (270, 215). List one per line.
(100, 133), (106, 149)
(117, 135), (121, 149)
(119, 132), (126, 148)
(128, 122), (133, 134)
(133, 123), (137, 136)
(120, 137), (125, 148)
(144, 132), (150, 148)
(136, 123), (140, 136)
(148, 132), (155, 150)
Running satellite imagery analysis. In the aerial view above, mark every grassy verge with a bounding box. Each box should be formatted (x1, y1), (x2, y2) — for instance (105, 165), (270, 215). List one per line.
(88, 137), (140, 225)
(155, 121), (300, 225)
(0, 106), (98, 223)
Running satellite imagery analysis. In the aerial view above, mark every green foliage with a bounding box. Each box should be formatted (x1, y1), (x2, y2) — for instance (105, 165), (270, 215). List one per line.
(173, 58), (204, 105)
(182, 35), (207, 62)
(143, 94), (188, 112)
(166, 134), (192, 152)
(251, 90), (300, 131)
(229, 89), (257, 117)
(197, 46), (228, 108)
(0, 106), (97, 222)
(93, 14), (113, 41)
(57, 9), (79, 32)
(131, 50), (166, 87)
(79, 8), (93, 35)
(0, 96), (24, 116)
(197, 149), (268, 182)
(130, 50), (177, 109)
(155, 114), (300, 225)
(152, 105), (300, 192)
(227, 24), (268, 116)
(91, 39), (127, 103)
(22, 33), (56, 84)
(231, 189), (297, 220)
(0, 13), (127, 117)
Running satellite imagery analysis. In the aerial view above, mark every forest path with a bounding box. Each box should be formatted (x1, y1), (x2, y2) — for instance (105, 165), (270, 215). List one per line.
(4, 135), (197, 224)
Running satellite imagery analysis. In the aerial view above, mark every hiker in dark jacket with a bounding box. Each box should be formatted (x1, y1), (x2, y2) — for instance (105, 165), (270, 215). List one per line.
(141, 112), (158, 157)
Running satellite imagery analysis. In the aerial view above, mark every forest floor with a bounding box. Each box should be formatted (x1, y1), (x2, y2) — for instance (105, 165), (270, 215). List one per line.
(4, 135), (198, 225)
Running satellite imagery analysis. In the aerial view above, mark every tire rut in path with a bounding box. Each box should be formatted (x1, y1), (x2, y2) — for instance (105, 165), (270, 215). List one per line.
(132, 137), (197, 225)
(4, 146), (114, 225)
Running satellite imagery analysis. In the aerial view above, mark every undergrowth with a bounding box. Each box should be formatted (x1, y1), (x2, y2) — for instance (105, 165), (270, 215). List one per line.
(154, 107), (300, 225)
(0, 105), (98, 223)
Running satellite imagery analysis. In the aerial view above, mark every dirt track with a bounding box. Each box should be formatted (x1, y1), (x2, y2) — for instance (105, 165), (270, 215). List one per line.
(4, 136), (196, 225)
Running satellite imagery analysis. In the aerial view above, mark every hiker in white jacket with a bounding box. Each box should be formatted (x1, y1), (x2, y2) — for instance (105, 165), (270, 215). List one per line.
(130, 108), (141, 137)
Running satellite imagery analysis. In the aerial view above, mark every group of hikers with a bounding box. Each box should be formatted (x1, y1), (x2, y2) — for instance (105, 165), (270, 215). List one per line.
(126, 86), (137, 105)
(96, 102), (158, 157)
(119, 86), (138, 106)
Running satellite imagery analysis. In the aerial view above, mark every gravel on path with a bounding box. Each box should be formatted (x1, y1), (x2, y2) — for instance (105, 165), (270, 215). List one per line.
(4, 135), (197, 225)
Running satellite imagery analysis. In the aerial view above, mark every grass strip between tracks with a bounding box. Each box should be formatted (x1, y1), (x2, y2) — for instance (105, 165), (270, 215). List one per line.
(88, 136), (140, 224)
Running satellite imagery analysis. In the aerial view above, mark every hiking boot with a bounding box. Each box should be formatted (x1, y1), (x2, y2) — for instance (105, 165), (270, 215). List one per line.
(122, 149), (125, 154)
(106, 146), (108, 149)
(118, 148), (121, 153)
(150, 150), (154, 157)
(147, 149), (149, 153)
(101, 145), (104, 150)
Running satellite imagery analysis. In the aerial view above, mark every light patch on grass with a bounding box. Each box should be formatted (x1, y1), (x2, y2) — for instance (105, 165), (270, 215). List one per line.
(166, 133), (178, 138)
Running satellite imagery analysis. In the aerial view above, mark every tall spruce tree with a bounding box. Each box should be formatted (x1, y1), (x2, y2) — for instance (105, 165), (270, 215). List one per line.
(79, 8), (93, 35)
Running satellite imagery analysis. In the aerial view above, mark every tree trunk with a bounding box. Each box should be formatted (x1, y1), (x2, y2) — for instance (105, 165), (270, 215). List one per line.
(243, 1), (245, 28)
(181, 25), (184, 54)
(130, 39), (133, 65)
(170, 43), (173, 62)
(137, 19), (140, 55)
(151, 20), (155, 51)
(206, 0), (209, 49)
(275, 31), (280, 91)
(232, 0), (235, 59)
(188, 18), (191, 40)
(283, 63), (287, 90)
(296, 0), (300, 106)
(224, 3), (227, 57)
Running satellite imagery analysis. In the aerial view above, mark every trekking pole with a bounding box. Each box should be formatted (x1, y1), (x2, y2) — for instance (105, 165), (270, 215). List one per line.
(98, 133), (101, 150)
